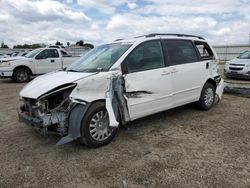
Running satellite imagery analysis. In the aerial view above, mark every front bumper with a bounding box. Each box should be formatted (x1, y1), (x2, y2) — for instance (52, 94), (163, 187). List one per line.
(224, 67), (250, 80)
(0, 71), (13, 78)
(224, 71), (250, 79)
(18, 107), (44, 129)
(0, 66), (13, 77)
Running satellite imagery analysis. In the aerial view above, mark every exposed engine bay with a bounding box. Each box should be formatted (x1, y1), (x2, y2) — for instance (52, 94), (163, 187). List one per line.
(19, 84), (76, 136)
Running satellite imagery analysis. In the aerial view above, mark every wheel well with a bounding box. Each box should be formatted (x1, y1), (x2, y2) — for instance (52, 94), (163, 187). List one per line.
(91, 99), (105, 105)
(205, 78), (216, 89)
(90, 99), (123, 124)
(13, 66), (32, 75)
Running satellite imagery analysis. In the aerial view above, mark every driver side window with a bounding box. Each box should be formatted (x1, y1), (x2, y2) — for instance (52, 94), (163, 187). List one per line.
(36, 49), (50, 60)
(36, 49), (59, 59)
(123, 40), (165, 73)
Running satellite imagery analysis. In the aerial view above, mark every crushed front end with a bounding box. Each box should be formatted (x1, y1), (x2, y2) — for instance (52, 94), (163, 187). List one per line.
(18, 84), (76, 136)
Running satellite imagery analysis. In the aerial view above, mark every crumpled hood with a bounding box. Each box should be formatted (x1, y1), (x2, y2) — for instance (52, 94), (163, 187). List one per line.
(230, 58), (250, 64)
(20, 71), (96, 99)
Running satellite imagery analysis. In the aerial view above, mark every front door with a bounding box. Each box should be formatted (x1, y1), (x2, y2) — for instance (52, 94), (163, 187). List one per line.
(122, 40), (173, 120)
(34, 49), (60, 74)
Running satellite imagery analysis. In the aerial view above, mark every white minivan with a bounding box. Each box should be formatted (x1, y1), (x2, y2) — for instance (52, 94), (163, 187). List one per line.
(18, 34), (224, 148)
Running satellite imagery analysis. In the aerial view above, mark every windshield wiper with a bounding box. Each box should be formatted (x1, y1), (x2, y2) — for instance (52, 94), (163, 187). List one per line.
(66, 69), (80, 72)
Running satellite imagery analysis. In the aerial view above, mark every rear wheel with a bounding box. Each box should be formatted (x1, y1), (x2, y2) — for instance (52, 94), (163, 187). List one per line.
(197, 83), (215, 110)
(13, 68), (30, 83)
(79, 102), (118, 148)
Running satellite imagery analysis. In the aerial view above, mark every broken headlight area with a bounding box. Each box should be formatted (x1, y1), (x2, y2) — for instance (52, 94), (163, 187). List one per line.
(18, 84), (76, 135)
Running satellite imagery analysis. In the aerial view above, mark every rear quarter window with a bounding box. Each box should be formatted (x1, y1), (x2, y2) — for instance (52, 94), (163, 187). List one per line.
(194, 41), (214, 60)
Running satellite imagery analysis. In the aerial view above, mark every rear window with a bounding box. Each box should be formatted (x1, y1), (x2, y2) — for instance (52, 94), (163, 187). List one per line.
(194, 41), (214, 60)
(164, 39), (199, 65)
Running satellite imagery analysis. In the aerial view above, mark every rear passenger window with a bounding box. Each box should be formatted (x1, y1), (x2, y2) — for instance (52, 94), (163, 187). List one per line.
(164, 40), (198, 65)
(194, 41), (214, 60)
(124, 40), (165, 73)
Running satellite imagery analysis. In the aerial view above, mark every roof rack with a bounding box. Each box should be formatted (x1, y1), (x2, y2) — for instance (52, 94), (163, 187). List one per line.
(145, 33), (205, 40)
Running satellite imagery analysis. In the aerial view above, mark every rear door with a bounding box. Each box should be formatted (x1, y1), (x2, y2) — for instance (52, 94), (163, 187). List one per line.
(122, 40), (173, 120)
(163, 39), (207, 106)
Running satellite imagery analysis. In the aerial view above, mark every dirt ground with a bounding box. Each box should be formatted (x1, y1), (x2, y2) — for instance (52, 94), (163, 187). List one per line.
(0, 78), (250, 188)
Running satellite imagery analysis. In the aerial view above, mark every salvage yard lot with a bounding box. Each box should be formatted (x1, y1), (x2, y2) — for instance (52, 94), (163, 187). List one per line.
(0, 79), (250, 187)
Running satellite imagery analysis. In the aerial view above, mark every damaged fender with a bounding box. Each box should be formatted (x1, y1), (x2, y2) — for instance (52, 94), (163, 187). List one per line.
(106, 74), (130, 127)
(56, 103), (90, 145)
(60, 72), (130, 144)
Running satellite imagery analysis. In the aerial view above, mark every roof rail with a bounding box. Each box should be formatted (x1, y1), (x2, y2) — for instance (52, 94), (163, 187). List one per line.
(145, 33), (205, 40)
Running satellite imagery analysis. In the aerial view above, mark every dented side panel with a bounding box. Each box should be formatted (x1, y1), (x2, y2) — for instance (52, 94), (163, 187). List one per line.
(70, 72), (113, 102)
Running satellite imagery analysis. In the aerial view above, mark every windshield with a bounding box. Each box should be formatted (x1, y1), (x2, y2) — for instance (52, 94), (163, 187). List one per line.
(237, 51), (250, 59)
(25, 49), (43, 58)
(67, 43), (132, 72)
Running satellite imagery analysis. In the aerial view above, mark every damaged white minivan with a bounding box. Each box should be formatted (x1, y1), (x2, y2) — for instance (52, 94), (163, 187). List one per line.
(18, 34), (224, 148)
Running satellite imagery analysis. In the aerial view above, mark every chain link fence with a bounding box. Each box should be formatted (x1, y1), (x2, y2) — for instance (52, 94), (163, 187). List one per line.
(213, 45), (250, 62)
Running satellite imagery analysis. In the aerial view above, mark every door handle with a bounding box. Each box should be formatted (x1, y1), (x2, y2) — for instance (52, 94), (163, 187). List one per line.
(161, 71), (171, 76)
(51, 59), (55, 63)
(206, 62), (209, 69)
(171, 68), (178, 74)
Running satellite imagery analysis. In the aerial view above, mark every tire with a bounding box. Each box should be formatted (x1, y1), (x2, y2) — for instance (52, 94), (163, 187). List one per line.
(197, 82), (215, 110)
(13, 68), (30, 83)
(79, 102), (119, 148)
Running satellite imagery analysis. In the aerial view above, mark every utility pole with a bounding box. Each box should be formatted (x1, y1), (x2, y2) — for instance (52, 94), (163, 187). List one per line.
(249, 32), (250, 45)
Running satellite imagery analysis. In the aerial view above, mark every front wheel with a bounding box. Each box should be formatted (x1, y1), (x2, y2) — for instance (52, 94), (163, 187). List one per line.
(13, 68), (30, 83)
(197, 83), (215, 110)
(79, 102), (118, 148)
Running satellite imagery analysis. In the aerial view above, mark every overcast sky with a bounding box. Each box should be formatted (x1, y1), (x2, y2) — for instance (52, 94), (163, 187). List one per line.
(0, 0), (250, 47)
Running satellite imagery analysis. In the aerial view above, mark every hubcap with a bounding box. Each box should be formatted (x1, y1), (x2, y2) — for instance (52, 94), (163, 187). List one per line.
(204, 88), (214, 107)
(89, 110), (112, 141)
(17, 70), (28, 82)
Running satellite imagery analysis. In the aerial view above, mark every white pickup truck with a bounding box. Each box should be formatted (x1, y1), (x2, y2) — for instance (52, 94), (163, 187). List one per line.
(0, 48), (80, 82)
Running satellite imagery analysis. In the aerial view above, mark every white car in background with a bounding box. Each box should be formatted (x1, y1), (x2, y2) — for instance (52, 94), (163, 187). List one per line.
(0, 50), (32, 63)
(0, 48), (80, 82)
(0, 53), (10, 58)
(18, 33), (224, 148)
(224, 51), (250, 79)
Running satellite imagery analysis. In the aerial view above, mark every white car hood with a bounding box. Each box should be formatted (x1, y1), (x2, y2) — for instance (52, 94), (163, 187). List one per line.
(230, 58), (250, 64)
(2, 56), (25, 62)
(20, 71), (96, 99)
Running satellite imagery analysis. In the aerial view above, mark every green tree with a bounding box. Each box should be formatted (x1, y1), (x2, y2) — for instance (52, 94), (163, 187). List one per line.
(1, 41), (9, 48)
(83, 43), (94, 49)
(55, 41), (63, 46)
(13, 44), (42, 49)
(76, 40), (84, 46)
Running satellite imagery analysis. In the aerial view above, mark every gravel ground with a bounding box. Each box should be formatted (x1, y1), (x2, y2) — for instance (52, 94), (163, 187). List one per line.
(0, 78), (250, 188)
